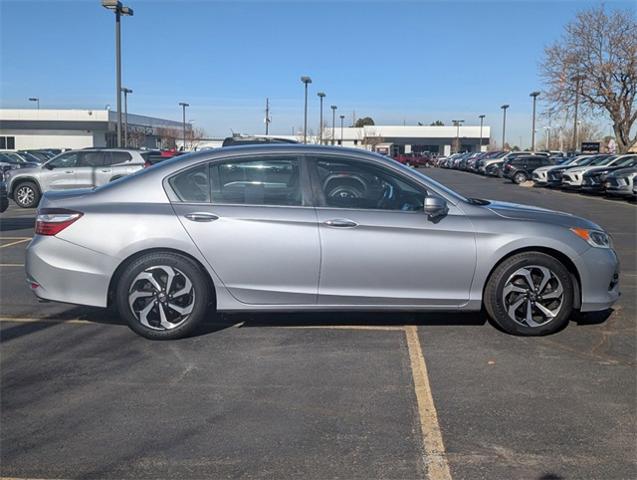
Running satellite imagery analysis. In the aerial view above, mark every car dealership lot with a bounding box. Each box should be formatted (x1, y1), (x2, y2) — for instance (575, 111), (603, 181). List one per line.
(1, 170), (635, 480)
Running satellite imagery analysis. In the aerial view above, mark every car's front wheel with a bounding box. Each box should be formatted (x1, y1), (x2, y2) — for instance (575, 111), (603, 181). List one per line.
(14, 181), (40, 208)
(116, 252), (211, 340)
(513, 172), (528, 184)
(484, 252), (574, 336)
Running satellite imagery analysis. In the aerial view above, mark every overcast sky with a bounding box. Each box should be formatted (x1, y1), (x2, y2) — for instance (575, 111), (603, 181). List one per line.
(1, 0), (632, 146)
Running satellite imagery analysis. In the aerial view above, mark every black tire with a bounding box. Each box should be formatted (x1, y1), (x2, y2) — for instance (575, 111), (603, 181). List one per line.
(484, 252), (574, 336)
(513, 172), (528, 184)
(13, 181), (40, 208)
(116, 252), (211, 340)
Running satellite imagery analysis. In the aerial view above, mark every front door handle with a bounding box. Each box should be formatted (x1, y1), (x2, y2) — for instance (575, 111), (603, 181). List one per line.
(101, 169), (112, 173)
(323, 219), (358, 228)
(65, 170), (74, 173)
(185, 212), (219, 222)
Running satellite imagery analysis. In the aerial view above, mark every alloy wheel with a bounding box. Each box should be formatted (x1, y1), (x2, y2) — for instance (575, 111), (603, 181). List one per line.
(128, 265), (195, 331)
(16, 186), (35, 207)
(502, 265), (564, 328)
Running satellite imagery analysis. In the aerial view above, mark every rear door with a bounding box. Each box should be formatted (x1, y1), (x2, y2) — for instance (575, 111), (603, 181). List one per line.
(169, 154), (321, 305)
(95, 151), (134, 185)
(75, 151), (105, 188)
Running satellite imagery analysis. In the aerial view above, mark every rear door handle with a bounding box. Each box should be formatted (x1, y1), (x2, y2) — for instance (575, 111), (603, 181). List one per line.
(65, 170), (74, 173)
(323, 219), (358, 228)
(101, 169), (112, 173)
(185, 212), (219, 222)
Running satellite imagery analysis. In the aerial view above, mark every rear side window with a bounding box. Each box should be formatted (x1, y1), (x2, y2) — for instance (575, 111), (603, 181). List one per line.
(106, 152), (132, 165)
(80, 152), (105, 167)
(169, 164), (210, 203)
(210, 157), (302, 206)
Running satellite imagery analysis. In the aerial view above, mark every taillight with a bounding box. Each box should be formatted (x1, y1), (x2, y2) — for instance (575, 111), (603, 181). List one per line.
(144, 161), (152, 168)
(35, 208), (83, 236)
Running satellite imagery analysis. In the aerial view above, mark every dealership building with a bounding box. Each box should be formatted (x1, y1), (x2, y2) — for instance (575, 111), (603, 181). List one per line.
(0, 109), (187, 150)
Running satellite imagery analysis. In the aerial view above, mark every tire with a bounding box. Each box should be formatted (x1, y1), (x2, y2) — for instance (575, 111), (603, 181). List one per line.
(484, 252), (574, 336)
(13, 181), (40, 208)
(116, 252), (211, 340)
(513, 172), (528, 184)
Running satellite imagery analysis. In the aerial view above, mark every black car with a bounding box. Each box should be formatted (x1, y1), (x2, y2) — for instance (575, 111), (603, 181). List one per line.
(581, 155), (637, 193)
(0, 171), (8, 213)
(502, 155), (554, 184)
(0, 151), (40, 171)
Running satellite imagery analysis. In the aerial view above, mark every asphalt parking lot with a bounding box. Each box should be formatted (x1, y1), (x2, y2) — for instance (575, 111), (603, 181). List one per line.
(1, 170), (635, 480)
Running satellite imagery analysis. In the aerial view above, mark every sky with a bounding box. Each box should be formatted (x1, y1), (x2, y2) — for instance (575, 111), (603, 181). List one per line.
(0, 0), (633, 146)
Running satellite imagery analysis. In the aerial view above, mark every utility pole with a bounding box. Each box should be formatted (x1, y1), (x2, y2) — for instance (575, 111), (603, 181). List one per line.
(300, 76), (312, 144)
(331, 105), (337, 145)
(179, 102), (189, 151)
(317, 92), (326, 144)
(265, 98), (271, 135)
(340, 114), (345, 146)
(121, 87), (132, 147)
(452, 119), (464, 153)
(478, 114), (485, 152)
(530, 91), (540, 151)
(571, 75), (584, 152)
(501, 104), (510, 150)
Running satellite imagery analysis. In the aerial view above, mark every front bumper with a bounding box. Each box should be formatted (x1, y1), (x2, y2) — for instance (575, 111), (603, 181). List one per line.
(26, 235), (117, 308)
(578, 247), (620, 312)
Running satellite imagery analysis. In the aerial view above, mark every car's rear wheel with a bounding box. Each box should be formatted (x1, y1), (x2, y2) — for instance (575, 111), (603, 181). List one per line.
(484, 252), (574, 336)
(513, 172), (528, 184)
(14, 181), (40, 208)
(116, 252), (210, 340)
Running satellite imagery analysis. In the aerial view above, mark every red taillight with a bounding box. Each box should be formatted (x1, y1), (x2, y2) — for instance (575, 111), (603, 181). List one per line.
(35, 208), (83, 236)
(144, 160), (152, 168)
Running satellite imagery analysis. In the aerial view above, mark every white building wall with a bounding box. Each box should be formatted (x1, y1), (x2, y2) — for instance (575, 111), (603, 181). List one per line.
(0, 129), (96, 150)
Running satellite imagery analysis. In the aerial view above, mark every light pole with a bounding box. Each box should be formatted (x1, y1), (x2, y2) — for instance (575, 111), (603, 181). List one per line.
(571, 75), (584, 152)
(330, 105), (337, 145)
(529, 91), (540, 151)
(452, 119), (464, 153)
(317, 92), (326, 144)
(179, 102), (189, 151)
(478, 114), (485, 152)
(264, 98), (271, 135)
(300, 76), (312, 144)
(28, 97), (39, 110)
(544, 126), (551, 150)
(102, 0), (133, 148)
(339, 114), (345, 146)
(121, 87), (132, 147)
(500, 104), (510, 150)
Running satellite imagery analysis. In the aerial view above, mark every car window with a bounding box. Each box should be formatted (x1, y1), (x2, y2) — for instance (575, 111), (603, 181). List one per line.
(48, 152), (80, 168)
(210, 157), (302, 206)
(311, 156), (427, 211)
(169, 163), (211, 203)
(80, 152), (105, 167)
(106, 152), (133, 165)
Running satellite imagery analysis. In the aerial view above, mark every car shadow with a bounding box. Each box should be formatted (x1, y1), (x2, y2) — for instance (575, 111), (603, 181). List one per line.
(0, 216), (35, 232)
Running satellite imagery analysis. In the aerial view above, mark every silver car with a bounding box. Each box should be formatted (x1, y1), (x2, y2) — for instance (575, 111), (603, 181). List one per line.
(26, 145), (620, 339)
(6, 148), (145, 208)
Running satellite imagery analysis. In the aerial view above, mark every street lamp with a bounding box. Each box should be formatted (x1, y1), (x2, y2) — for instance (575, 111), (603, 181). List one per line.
(317, 92), (326, 144)
(102, 0), (134, 148)
(330, 105), (337, 145)
(121, 87), (132, 147)
(300, 76), (312, 144)
(179, 102), (189, 151)
(339, 114), (345, 146)
(452, 119), (464, 153)
(28, 97), (39, 110)
(571, 75), (585, 152)
(544, 126), (551, 150)
(478, 114), (485, 152)
(529, 91), (540, 151)
(500, 104), (510, 150)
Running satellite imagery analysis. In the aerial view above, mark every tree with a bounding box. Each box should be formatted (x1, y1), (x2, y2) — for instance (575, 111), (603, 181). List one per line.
(540, 5), (637, 152)
(354, 117), (375, 128)
(430, 120), (445, 126)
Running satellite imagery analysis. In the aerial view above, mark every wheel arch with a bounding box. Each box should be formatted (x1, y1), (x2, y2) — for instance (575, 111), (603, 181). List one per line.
(107, 247), (217, 308)
(10, 176), (41, 197)
(483, 246), (582, 309)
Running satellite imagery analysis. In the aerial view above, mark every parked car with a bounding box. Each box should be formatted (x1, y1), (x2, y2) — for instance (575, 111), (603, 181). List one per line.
(581, 155), (637, 193)
(502, 155), (555, 184)
(533, 155), (592, 187)
(476, 151), (506, 174)
(17, 150), (55, 162)
(561, 154), (620, 189)
(0, 151), (40, 171)
(27, 144), (619, 340)
(484, 151), (549, 177)
(604, 167), (637, 198)
(0, 171), (8, 213)
(222, 136), (298, 147)
(6, 148), (146, 208)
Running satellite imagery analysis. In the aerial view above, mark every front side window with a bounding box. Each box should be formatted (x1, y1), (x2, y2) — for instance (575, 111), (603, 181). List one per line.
(48, 152), (80, 168)
(210, 157), (302, 206)
(311, 156), (426, 211)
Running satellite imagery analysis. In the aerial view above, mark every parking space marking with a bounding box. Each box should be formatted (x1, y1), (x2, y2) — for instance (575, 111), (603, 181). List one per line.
(0, 237), (32, 240)
(0, 316), (96, 325)
(0, 238), (31, 249)
(405, 325), (452, 480)
(0, 264), (24, 267)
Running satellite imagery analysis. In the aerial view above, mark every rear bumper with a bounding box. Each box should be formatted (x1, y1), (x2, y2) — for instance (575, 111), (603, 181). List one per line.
(578, 247), (620, 312)
(25, 235), (117, 308)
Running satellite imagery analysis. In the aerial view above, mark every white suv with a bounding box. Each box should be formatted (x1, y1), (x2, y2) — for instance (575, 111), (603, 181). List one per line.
(7, 149), (146, 208)
(561, 155), (625, 189)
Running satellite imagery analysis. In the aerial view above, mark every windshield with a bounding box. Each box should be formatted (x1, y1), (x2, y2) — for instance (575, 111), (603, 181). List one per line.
(614, 156), (637, 168)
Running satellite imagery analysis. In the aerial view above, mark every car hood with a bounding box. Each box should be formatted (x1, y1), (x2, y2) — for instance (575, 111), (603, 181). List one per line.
(606, 167), (637, 178)
(7, 165), (41, 176)
(485, 200), (600, 230)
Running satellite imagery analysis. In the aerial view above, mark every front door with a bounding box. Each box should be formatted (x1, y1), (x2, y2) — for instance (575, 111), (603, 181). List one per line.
(41, 151), (80, 190)
(169, 154), (320, 305)
(308, 155), (476, 306)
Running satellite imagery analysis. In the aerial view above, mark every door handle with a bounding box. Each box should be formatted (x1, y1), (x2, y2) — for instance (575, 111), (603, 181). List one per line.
(185, 212), (219, 222)
(100, 169), (112, 173)
(65, 170), (74, 173)
(323, 219), (358, 228)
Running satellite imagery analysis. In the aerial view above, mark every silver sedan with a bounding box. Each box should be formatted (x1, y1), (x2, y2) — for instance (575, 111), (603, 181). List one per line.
(26, 145), (620, 339)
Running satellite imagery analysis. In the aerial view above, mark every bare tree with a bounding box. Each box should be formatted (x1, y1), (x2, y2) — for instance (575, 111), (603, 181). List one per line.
(156, 127), (180, 149)
(186, 127), (207, 150)
(540, 5), (637, 152)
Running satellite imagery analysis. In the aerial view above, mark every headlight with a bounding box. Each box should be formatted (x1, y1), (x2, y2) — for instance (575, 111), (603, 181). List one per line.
(570, 227), (612, 248)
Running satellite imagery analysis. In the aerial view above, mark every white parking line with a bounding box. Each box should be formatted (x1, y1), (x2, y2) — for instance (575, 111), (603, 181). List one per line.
(0, 238), (30, 249)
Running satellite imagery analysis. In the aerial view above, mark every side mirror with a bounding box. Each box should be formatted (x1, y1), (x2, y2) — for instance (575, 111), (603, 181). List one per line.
(44, 163), (54, 170)
(423, 196), (448, 218)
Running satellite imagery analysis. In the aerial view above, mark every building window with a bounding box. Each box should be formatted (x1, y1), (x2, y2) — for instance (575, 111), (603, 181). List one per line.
(353, 140), (358, 145)
(0, 136), (16, 150)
